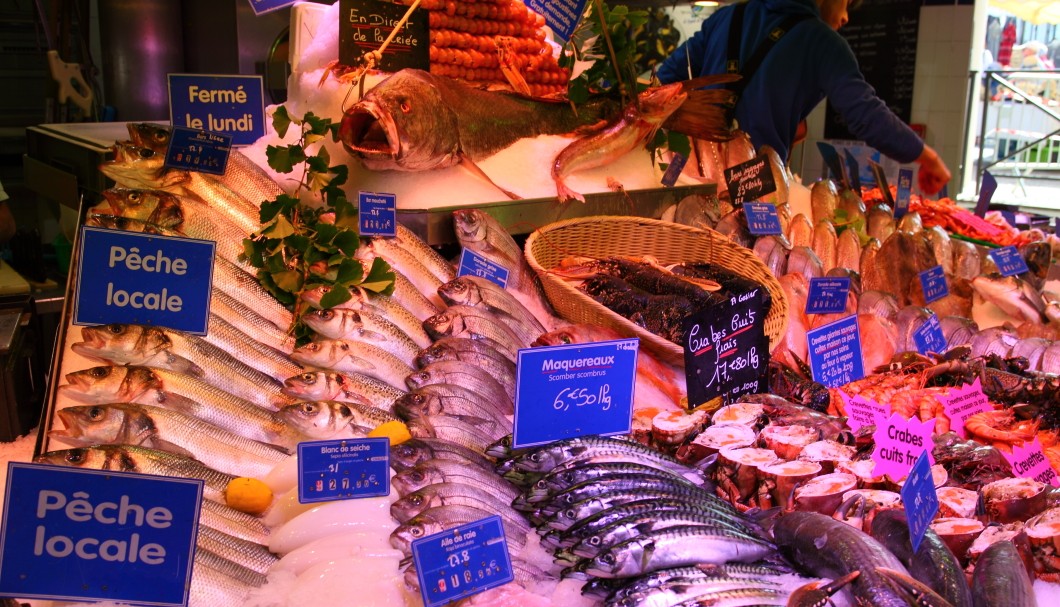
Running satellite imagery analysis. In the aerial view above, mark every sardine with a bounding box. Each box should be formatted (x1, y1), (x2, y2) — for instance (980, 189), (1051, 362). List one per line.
(72, 323), (291, 410)
(869, 509), (972, 607)
(37, 445), (237, 504)
(195, 547), (267, 589)
(438, 275), (549, 340)
(198, 525), (278, 576)
(203, 314), (302, 383)
(201, 499), (270, 545)
(280, 400), (397, 440)
(582, 526), (776, 578)
(423, 305), (526, 358)
(291, 338), (415, 390)
(553, 82), (690, 203)
(506, 435), (708, 485)
(303, 310), (420, 366)
(971, 274), (1047, 324)
(389, 437), (496, 473)
(773, 511), (910, 607)
(406, 359), (514, 406)
(210, 288), (292, 353)
(52, 403), (288, 479)
(59, 365), (299, 448)
(190, 549), (258, 602)
(812, 219), (838, 272)
(282, 371), (405, 412)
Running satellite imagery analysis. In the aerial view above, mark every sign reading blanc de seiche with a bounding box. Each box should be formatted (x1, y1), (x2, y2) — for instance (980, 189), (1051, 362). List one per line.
(339, 0), (429, 71)
(512, 339), (639, 449)
(74, 227), (215, 335)
(0, 463), (202, 606)
(168, 74), (265, 146)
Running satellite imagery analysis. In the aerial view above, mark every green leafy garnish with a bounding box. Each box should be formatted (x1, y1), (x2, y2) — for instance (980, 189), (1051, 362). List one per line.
(243, 108), (395, 346)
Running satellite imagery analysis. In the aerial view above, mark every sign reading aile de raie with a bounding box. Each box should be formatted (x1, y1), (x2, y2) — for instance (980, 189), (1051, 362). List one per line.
(74, 227), (215, 335)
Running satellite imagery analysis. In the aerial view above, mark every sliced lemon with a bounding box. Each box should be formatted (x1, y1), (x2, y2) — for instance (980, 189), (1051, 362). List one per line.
(369, 420), (413, 445)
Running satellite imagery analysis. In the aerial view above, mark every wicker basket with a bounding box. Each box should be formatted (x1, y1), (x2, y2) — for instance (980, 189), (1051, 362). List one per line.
(525, 216), (788, 367)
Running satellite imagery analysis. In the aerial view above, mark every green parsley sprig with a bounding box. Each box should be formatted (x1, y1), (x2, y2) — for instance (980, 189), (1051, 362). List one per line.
(242, 106), (395, 345)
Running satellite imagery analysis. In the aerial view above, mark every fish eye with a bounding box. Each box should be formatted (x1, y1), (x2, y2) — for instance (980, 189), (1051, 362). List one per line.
(399, 99), (412, 113)
(561, 334), (573, 344)
(137, 148), (154, 159)
(302, 403), (318, 414)
(128, 192), (141, 203)
(318, 310), (334, 320)
(564, 509), (576, 519)
(588, 536), (601, 546)
(298, 372), (317, 384)
(530, 453), (541, 462)
(88, 407), (104, 420)
(88, 367), (109, 378)
(409, 495), (424, 507)
(408, 470), (425, 482)
(305, 343), (320, 352)
(412, 394), (427, 405)
(65, 450), (85, 464)
(107, 324), (124, 334)
(602, 554), (615, 564)
(410, 526), (424, 537)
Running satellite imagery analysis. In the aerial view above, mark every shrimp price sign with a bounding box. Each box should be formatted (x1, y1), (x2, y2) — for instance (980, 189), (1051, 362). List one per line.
(807, 314), (864, 388)
(168, 74), (265, 146)
(411, 515), (514, 607)
(723, 155), (775, 205)
(512, 339), (638, 449)
(0, 463), (202, 606)
(73, 227), (215, 335)
(682, 287), (769, 407)
(297, 438), (390, 504)
(1002, 438), (1060, 487)
(938, 379), (993, 440)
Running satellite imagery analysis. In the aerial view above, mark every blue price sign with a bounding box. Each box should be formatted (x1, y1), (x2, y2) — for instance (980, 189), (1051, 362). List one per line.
(412, 515), (514, 607)
(975, 171), (997, 217)
(745, 202), (782, 236)
(248, 0), (298, 14)
(0, 463), (201, 605)
(512, 339), (638, 449)
(807, 314), (865, 388)
(918, 265), (949, 304)
(168, 74), (265, 146)
(297, 438), (390, 504)
(805, 277), (851, 315)
(358, 191), (397, 237)
(457, 249), (510, 289)
(164, 126), (231, 176)
(73, 227), (215, 335)
(900, 450), (939, 553)
(661, 153), (688, 187)
(990, 245), (1030, 276)
(895, 168), (913, 219)
(844, 149), (862, 191)
(525, 0), (587, 41)
(912, 313), (946, 356)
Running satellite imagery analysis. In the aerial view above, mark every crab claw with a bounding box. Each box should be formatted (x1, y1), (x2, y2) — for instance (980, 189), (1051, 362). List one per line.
(875, 567), (956, 607)
(787, 570), (860, 607)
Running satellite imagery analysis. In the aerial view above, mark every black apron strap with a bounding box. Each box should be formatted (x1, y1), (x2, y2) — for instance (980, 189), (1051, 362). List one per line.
(726, 2), (747, 76)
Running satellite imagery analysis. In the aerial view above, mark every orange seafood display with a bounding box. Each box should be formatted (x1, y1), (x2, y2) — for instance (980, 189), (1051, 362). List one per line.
(864, 186), (1032, 247)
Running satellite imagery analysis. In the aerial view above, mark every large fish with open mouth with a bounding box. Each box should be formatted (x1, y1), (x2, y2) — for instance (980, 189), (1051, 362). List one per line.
(338, 69), (616, 195)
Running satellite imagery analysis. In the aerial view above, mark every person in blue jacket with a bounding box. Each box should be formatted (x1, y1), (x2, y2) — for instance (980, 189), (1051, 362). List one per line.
(656, 0), (951, 195)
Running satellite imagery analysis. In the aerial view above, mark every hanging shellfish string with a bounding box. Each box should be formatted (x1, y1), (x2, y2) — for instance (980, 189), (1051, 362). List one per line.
(337, 0), (424, 113)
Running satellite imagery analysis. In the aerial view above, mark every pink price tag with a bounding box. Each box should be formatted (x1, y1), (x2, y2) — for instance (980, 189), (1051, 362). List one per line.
(839, 390), (890, 433)
(872, 413), (936, 479)
(1002, 438), (1060, 487)
(938, 379), (992, 439)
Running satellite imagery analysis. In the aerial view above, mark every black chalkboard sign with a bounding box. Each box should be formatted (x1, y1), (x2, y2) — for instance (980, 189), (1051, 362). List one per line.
(824, 0), (919, 141)
(723, 154), (776, 205)
(682, 287), (769, 408)
(339, 0), (429, 71)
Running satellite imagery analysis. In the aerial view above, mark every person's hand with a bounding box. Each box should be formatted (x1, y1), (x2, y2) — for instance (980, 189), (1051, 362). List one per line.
(915, 145), (951, 196)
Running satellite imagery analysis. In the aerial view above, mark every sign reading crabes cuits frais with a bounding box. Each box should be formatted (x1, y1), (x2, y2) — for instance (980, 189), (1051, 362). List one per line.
(339, 0), (429, 71)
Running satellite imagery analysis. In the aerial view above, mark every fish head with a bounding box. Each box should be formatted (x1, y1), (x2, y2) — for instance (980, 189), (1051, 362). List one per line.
(52, 403), (140, 446)
(59, 365), (157, 403)
(391, 466), (439, 496)
(100, 142), (176, 190)
(84, 213), (156, 233)
(35, 446), (127, 471)
(339, 70), (460, 171)
(391, 490), (434, 522)
(391, 518), (440, 554)
(303, 308), (348, 335)
(390, 439), (432, 470)
(300, 286), (328, 308)
(101, 188), (185, 228)
(405, 369), (433, 390)
(401, 391), (443, 417)
(72, 324), (169, 364)
(127, 122), (172, 153)
(484, 435), (513, 459)
(636, 82), (688, 120)
(423, 311), (458, 340)
(452, 210), (488, 247)
(283, 371), (341, 400)
(437, 277), (477, 307)
(292, 339), (347, 368)
(280, 401), (350, 435)
(583, 548), (628, 578)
